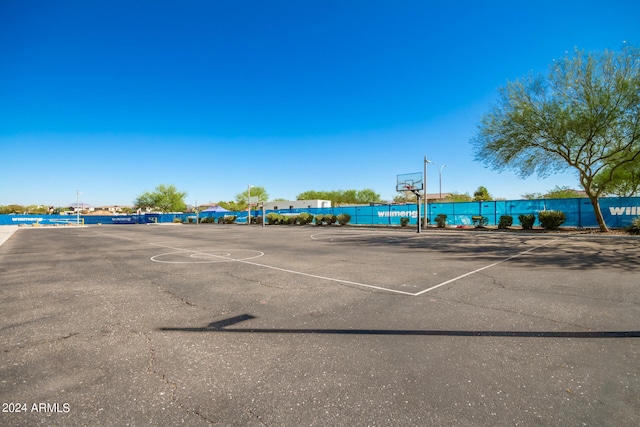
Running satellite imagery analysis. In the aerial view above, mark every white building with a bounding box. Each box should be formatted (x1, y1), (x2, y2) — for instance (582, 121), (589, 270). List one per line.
(263, 200), (331, 210)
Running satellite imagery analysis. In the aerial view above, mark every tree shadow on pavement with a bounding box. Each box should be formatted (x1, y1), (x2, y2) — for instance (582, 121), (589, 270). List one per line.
(328, 232), (640, 272)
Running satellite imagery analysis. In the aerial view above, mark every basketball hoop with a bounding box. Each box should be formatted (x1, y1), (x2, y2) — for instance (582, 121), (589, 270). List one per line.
(403, 184), (421, 196)
(396, 172), (423, 193)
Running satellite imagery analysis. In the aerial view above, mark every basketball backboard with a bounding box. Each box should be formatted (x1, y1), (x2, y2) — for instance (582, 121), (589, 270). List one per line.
(396, 172), (424, 192)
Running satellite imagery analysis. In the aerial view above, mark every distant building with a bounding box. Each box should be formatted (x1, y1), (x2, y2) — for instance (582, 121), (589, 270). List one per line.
(96, 205), (129, 213)
(68, 203), (94, 213)
(263, 200), (331, 210)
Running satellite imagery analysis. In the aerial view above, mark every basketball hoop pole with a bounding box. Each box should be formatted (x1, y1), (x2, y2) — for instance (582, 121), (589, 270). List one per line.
(396, 172), (424, 232)
(416, 193), (421, 233)
(424, 156), (432, 229)
(247, 184), (254, 225)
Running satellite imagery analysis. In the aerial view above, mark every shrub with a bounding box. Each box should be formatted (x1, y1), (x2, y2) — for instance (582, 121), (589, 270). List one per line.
(400, 217), (410, 227)
(472, 215), (488, 228)
(249, 215), (265, 224)
(538, 210), (566, 230)
(223, 215), (237, 224)
(217, 217), (225, 224)
(435, 214), (447, 228)
(324, 214), (337, 225)
(626, 216), (640, 235)
(297, 212), (314, 225)
(498, 215), (513, 229)
(282, 215), (294, 225)
(172, 217), (182, 223)
(315, 214), (324, 226)
(337, 213), (351, 225)
(518, 214), (536, 230)
(266, 212), (280, 225)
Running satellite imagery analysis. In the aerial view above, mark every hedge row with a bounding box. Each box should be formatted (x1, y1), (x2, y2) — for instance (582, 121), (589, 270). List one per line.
(265, 212), (352, 226)
(200, 216), (237, 224)
(413, 211), (569, 230)
(196, 210), (598, 231)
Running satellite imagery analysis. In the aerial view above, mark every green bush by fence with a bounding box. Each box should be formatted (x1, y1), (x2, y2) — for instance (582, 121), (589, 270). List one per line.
(518, 214), (536, 230)
(498, 215), (513, 229)
(538, 210), (566, 230)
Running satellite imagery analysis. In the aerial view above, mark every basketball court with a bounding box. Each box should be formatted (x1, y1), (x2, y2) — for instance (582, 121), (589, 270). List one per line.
(1, 224), (638, 426)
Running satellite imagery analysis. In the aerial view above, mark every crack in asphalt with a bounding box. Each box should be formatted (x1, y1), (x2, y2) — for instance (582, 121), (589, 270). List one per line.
(443, 296), (593, 331)
(102, 252), (204, 308)
(224, 270), (286, 289)
(477, 272), (640, 306)
(156, 285), (199, 307)
(145, 332), (216, 425)
(1, 332), (79, 353)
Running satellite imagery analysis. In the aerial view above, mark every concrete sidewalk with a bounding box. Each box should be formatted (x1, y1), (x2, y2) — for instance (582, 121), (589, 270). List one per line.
(0, 225), (19, 247)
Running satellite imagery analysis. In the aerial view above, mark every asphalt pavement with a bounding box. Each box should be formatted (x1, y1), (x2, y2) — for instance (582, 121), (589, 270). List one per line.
(1, 224), (638, 426)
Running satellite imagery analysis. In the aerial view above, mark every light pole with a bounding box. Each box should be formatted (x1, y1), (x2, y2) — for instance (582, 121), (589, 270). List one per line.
(439, 164), (446, 200)
(76, 190), (82, 225)
(247, 185), (254, 225)
(423, 157), (434, 228)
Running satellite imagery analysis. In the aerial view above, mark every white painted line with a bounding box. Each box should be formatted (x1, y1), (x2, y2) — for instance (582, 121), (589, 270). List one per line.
(149, 242), (416, 296)
(93, 231), (138, 241)
(149, 243), (264, 263)
(149, 242), (233, 259)
(413, 239), (560, 296)
(238, 259), (417, 296)
(148, 238), (559, 297)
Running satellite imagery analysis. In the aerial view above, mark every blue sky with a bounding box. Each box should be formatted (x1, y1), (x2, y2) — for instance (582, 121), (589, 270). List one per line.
(1, 1), (638, 207)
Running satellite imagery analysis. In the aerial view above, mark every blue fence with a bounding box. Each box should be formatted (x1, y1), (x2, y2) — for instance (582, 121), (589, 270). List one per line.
(1, 197), (638, 228)
(0, 213), (194, 226)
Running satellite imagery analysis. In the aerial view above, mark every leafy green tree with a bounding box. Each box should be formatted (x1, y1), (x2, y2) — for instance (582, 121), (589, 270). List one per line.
(234, 186), (269, 209)
(594, 160), (640, 197)
(523, 186), (583, 199)
(134, 184), (187, 213)
(472, 44), (640, 232)
(218, 201), (244, 211)
(473, 186), (492, 201)
(337, 190), (356, 205)
(521, 192), (543, 200)
(355, 188), (382, 204)
(297, 188), (382, 206)
(296, 190), (323, 201)
(26, 205), (48, 214)
(545, 186), (585, 199)
(443, 192), (473, 202)
(393, 191), (416, 204)
(0, 204), (26, 214)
